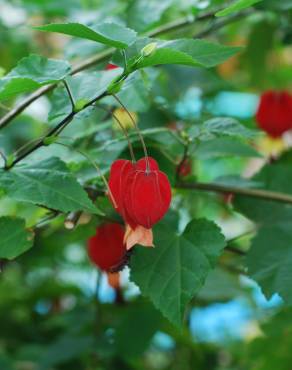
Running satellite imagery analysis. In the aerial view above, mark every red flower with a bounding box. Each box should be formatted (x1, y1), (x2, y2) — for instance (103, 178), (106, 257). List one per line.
(106, 63), (118, 70)
(256, 90), (292, 137)
(87, 223), (127, 272)
(124, 157), (171, 229)
(109, 157), (172, 230)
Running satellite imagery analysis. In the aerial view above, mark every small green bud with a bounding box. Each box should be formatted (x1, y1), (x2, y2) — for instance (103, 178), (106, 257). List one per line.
(6, 154), (15, 168)
(180, 131), (189, 140)
(43, 136), (57, 146)
(0, 67), (5, 78)
(107, 80), (124, 94)
(141, 42), (157, 57)
(74, 99), (89, 113)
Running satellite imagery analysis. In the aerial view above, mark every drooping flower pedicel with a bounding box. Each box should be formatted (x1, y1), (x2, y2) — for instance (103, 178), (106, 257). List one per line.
(87, 223), (128, 272)
(256, 90), (292, 138)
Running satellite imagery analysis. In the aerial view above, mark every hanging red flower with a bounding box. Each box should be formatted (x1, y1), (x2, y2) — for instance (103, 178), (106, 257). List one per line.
(87, 223), (127, 272)
(256, 90), (292, 138)
(124, 157), (172, 229)
(108, 156), (172, 248)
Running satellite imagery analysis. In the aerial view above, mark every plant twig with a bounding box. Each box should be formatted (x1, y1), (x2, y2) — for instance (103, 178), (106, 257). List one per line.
(195, 9), (252, 38)
(177, 181), (292, 206)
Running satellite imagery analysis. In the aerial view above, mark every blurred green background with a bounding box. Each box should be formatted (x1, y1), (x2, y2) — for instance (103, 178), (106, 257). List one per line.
(0, 0), (292, 369)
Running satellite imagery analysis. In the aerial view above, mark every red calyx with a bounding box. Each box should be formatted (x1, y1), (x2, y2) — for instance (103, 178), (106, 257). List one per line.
(106, 63), (118, 70)
(108, 157), (172, 229)
(256, 90), (292, 138)
(87, 223), (127, 272)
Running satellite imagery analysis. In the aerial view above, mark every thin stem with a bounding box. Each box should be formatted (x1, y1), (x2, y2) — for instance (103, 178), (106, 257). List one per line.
(112, 94), (150, 171)
(96, 105), (136, 162)
(176, 181), (292, 206)
(195, 9), (252, 39)
(55, 141), (118, 209)
(63, 80), (75, 110)
(33, 211), (60, 228)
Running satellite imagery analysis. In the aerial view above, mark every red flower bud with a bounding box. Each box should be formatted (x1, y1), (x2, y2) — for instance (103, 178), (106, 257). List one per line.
(256, 90), (292, 137)
(124, 157), (172, 229)
(87, 223), (127, 272)
(178, 158), (192, 177)
(106, 63), (118, 70)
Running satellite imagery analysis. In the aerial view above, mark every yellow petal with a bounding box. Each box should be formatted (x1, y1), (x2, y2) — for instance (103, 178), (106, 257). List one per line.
(256, 136), (286, 157)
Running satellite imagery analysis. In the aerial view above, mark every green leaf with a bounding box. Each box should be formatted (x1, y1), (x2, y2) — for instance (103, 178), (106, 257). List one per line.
(195, 137), (261, 158)
(0, 54), (71, 101)
(128, 38), (242, 69)
(234, 153), (292, 304)
(201, 117), (257, 139)
(34, 22), (137, 49)
(0, 157), (101, 214)
(0, 217), (34, 259)
(245, 309), (292, 370)
(215, 0), (262, 17)
(39, 335), (94, 369)
(247, 224), (292, 303)
(130, 219), (226, 326)
(115, 303), (161, 359)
